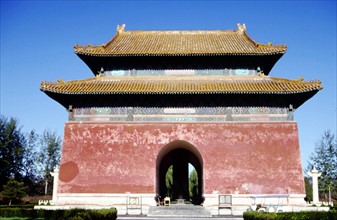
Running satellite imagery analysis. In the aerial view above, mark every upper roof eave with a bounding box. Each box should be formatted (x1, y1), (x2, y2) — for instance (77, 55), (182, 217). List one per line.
(73, 24), (287, 57)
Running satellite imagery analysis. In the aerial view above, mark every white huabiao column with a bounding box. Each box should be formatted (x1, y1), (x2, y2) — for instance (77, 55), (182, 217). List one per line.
(307, 166), (321, 204)
(50, 166), (60, 203)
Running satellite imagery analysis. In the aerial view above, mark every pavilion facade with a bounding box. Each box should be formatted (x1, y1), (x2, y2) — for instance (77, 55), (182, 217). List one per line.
(41, 24), (322, 214)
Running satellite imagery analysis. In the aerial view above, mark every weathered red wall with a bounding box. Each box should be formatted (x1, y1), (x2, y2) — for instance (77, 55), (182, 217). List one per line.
(58, 122), (304, 195)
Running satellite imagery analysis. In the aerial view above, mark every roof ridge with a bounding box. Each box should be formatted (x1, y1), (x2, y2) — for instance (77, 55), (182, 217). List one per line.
(120, 30), (238, 34)
(116, 23), (239, 33)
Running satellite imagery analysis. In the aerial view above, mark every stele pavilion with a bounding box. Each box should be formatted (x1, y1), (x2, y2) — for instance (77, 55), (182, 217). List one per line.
(41, 24), (322, 215)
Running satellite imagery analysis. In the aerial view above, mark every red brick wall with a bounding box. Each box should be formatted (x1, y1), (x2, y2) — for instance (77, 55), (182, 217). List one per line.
(58, 122), (304, 195)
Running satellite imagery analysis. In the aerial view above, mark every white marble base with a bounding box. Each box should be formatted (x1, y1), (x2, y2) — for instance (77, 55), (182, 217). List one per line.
(36, 192), (319, 216)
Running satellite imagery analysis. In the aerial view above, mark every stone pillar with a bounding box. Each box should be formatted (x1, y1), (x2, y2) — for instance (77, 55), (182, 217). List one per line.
(307, 167), (321, 204)
(50, 166), (60, 203)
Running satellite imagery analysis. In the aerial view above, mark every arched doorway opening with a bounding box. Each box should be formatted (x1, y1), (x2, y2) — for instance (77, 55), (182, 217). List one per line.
(156, 140), (204, 205)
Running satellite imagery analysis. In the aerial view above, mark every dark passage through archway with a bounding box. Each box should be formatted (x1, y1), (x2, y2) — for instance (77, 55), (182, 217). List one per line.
(156, 141), (204, 205)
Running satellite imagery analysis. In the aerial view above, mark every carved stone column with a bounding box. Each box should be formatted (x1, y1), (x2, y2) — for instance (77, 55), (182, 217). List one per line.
(307, 166), (321, 204)
(50, 166), (60, 203)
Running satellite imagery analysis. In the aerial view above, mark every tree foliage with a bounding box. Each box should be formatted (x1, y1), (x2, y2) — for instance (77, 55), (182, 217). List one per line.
(304, 177), (312, 202)
(1, 180), (27, 205)
(165, 165), (201, 204)
(0, 116), (25, 190)
(306, 130), (337, 202)
(22, 130), (44, 195)
(189, 168), (199, 204)
(0, 115), (62, 198)
(38, 130), (62, 195)
(165, 165), (173, 199)
(22, 130), (39, 179)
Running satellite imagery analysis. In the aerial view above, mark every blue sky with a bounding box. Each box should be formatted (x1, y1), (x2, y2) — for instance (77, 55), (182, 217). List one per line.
(1, 1), (336, 170)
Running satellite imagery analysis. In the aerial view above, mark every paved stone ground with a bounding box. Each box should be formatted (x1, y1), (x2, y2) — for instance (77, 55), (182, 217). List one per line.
(118, 216), (243, 220)
(119, 203), (243, 219)
(147, 204), (212, 217)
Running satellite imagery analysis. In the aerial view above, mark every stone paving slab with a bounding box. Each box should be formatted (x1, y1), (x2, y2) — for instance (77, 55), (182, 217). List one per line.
(118, 217), (243, 220)
(148, 205), (212, 217)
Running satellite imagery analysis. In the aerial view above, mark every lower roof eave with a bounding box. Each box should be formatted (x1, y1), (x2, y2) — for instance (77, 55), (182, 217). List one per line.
(44, 90), (319, 110)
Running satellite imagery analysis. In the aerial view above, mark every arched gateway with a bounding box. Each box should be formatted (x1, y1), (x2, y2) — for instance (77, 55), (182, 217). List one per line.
(41, 24), (322, 215)
(156, 140), (203, 204)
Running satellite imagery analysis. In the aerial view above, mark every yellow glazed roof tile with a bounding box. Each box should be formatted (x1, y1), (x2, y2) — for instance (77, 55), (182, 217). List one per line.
(74, 24), (286, 56)
(40, 76), (322, 95)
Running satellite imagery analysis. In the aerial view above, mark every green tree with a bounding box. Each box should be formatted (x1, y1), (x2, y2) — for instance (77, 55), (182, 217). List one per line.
(0, 116), (25, 190)
(307, 130), (337, 202)
(22, 130), (43, 195)
(38, 130), (61, 195)
(189, 168), (199, 204)
(1, 180), (27, 205)
(165, 165), (173, 200)
(304, 177), (312, 202)
(22, 130), (39, 178)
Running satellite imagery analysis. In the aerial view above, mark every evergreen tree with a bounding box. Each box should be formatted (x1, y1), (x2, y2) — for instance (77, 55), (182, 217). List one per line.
(0, 116), (25, 190)
(165, 165), (173, 199)
(38, 130), (62, 195)
(1, 115), (62, 197)
(22, 130), (43, 195)
(1, 180), (27, 205)
(307, 130), (337, 202)
(304, 177), (312, 202)
(189, 168), (199, 204)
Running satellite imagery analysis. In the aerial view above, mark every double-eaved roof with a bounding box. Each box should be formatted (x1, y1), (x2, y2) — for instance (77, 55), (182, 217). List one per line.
(41, 24), (322, 109)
